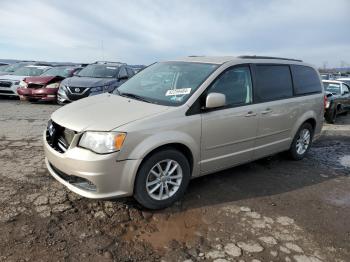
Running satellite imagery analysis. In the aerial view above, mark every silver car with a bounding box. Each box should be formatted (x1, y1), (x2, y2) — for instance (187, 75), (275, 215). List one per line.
(0, 65), (51, 97)
(44, 56), (324, 209)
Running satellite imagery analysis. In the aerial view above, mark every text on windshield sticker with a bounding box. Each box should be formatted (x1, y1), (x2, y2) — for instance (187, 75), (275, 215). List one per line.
(165, 88), (191, 96)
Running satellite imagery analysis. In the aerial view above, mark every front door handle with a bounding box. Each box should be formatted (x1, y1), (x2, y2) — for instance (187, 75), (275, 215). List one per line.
(261, 108), (273, 114)
(245, 111), (257, 117)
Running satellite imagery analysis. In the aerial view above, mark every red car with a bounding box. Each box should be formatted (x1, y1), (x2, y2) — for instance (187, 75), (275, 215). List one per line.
(17, 65), (82, 103)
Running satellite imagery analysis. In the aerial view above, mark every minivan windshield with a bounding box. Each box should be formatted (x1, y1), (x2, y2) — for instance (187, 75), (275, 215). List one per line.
(323, 82), (341, 94)
(114, 62), (218, 106)
(77, 64), (119, 78)
(41, 66), (75, 77)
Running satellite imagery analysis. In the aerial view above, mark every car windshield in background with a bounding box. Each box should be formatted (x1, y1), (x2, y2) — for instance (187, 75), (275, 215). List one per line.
(3, 63), (27, 73)
(115, 62), (219, 106)
(0, 65), (9, 70)
(324, 82), (341, 94)
(12, 66), (48, 76)
(41, 67), (74, 77)
(77, 64), (119, 78)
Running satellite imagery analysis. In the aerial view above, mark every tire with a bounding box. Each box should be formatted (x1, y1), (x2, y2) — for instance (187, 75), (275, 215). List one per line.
(134, 149), (191, 210)
(325, 108), (337, 124)
(288, 123), (314, 161)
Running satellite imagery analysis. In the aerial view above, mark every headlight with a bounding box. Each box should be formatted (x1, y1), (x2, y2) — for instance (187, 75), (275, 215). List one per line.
(46, 82), (60, 89)
(78, 132), (126, 154)
(19, 80), (28, 88)
(58, 84), (66, 93)
(90, 86), (103, 92)
(14, 81), (20, 85)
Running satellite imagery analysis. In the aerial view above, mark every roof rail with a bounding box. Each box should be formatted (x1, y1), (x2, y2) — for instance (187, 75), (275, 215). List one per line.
(238, 55), (303, 62)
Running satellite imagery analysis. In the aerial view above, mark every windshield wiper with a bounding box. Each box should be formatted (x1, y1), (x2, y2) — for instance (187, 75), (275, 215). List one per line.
(119, 92), (152, 103)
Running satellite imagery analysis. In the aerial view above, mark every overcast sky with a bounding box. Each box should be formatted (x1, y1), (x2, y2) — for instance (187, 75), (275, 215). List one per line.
(0, 0), (349, 68)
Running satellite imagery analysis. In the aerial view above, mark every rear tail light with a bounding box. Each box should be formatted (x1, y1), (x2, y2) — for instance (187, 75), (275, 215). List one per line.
(324, 95), (330, 109)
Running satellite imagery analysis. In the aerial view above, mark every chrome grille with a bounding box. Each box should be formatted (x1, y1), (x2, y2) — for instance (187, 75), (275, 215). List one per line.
(0, 81), (12, 88)
(46, 120), (76, 153)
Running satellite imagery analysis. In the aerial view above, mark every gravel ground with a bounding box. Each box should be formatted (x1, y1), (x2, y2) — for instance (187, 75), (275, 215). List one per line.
(0, 98), (349, 262)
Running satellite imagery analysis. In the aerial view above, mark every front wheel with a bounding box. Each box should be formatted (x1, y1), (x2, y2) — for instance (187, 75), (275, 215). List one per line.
(288, 123), (313, 160)
(134, 149), (191, 210)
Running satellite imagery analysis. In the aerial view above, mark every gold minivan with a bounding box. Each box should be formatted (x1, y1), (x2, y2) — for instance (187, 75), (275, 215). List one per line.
(44, 56), (324, 209)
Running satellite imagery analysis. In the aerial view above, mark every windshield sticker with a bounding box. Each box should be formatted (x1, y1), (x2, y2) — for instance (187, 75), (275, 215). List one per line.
(106, 67), (117, 70)
(165, 88), (191, 96)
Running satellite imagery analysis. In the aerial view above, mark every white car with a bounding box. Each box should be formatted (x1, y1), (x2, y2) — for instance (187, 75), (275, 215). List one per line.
(337, 77), (350, 87)
(0, 65), (51, 97)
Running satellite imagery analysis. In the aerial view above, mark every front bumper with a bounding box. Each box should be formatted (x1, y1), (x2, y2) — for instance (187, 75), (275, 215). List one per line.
(0, 85), (19, 96)
(44, 131), (141, 199)
(17, 87), (58, 101)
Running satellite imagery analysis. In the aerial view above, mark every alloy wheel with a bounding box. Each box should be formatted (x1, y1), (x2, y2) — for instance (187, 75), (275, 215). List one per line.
(146, 159), (183, 200)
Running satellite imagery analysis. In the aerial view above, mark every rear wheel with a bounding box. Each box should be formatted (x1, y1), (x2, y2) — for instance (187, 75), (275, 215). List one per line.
(288, 123), (313, 160)
(134, 149), (191, 209)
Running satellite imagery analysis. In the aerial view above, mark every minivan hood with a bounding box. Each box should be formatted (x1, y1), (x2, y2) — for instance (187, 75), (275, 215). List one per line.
(62, 76), (117, 88)
(51, 93), (170, 132)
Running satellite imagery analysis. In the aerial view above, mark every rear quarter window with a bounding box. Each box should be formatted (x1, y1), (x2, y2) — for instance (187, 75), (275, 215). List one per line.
(254, 65), (293, 102)
(291, 65), (322, 95)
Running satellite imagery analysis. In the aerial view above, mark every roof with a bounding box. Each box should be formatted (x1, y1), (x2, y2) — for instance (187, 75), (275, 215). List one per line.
(24, 65), (51, 69)
(322, 80), (344, 84)
(171, 56), (236, 64)
(94, 61), (125, 66)
(170, 55), (305, 65)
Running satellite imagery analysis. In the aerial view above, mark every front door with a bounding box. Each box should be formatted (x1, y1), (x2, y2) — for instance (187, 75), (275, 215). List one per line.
(200, 65), (258, 174)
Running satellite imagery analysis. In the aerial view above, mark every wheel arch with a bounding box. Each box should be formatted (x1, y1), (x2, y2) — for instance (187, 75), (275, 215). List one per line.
(138, 143), (194, 174)
(290, 111), (319, 144)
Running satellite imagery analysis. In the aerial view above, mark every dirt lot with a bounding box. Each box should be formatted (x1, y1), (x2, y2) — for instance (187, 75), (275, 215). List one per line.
(0, 98), (349, 262)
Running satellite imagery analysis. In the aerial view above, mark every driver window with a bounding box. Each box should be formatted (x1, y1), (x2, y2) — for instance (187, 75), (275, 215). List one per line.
(343, 84), (349, 94)
(207, 66), (252, 106)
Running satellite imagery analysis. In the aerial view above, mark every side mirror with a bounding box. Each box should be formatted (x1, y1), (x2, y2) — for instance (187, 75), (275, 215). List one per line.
(205, 92), (226, 109)
(118, 71), (128, 80)
(72, 69), (81, 76)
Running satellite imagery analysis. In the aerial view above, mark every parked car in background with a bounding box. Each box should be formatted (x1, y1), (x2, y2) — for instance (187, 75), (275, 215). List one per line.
(130, 65), (146, 74)
(337, 77), (350, 86)
(17, 65), (83, 103)
(44, 56), (323, 209)
(320, 73), (334, 80)
(0, 61), (35, 76)
(57, 61), (134, 104)
(0, 65), (52, 97)
(323, 80), (350, 123)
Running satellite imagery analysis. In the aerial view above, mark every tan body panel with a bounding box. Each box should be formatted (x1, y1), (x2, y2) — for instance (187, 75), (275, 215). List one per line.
(45, 56), (324, 198)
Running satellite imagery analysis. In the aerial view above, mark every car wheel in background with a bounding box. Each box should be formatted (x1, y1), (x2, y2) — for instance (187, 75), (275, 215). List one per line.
(325, 108), (337, 124)
(288, 122), (313, 161)
(134, 148), (191, 210)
